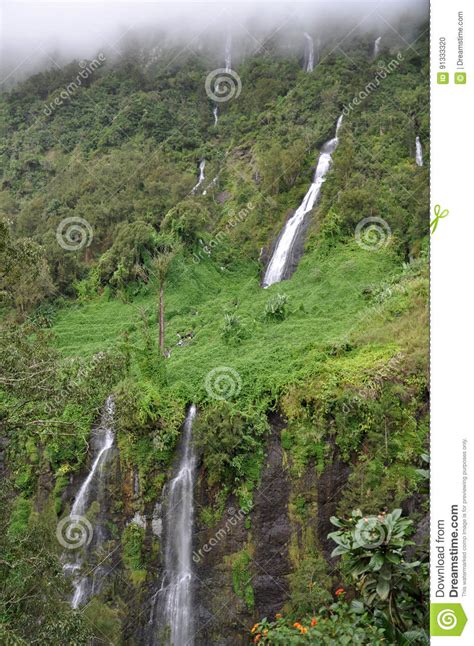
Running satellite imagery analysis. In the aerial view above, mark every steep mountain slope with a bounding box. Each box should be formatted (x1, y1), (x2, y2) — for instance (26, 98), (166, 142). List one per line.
(0, 22), (429, 645)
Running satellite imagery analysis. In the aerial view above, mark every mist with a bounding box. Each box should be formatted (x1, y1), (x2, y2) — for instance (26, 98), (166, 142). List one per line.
(1, 0), (429, 85)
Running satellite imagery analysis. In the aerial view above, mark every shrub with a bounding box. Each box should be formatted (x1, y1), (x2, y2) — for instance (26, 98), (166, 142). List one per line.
(250, 601), (387, 644)
(221, 313), (246, 344)
(264, 293), (289, 321)
(329, 509), (428, 639)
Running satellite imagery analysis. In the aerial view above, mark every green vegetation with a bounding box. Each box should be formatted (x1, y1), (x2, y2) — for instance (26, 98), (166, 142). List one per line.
(249, 601), (387, 644)
(0, 21), (429, 644)
(329, 509), (428, 643)
(122, 523), (147, 585)
(229, 548), (255, 611)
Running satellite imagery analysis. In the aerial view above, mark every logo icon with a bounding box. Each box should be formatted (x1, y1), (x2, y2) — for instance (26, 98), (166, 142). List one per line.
(430, 604), (467, 637)
(430, 204), (449, 235)
(205, 68), (242, 103)
(204, 366), (242, 400)
(56, 217), (93, 251)
(56, 514), (93, 549)
(455, 72), (466, 84)
(437, 72), (449, 84)
(354, 217), (392, 251)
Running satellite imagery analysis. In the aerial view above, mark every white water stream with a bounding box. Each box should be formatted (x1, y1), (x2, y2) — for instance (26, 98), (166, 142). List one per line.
(63, 396), (115, 609)
(153, 405), (197, 645)
(304, 33), (314, 72)
(263, 115), (343, 288)
(415, 136), (423, 166)
(191, 160), (206, 194)
(373, 36), (382, 58)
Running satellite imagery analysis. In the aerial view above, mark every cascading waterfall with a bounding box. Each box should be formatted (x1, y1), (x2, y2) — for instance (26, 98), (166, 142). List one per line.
(191, 160), (206, 194)
(151, 405), (197, 646)
(212, 34), (232, 125)
(202, 174), (218, 196)
(373, 36), (382, 58)
(63, 395), (115, 609)
(304, 33), (314, 72)
(415, 136), (423, 166)
(225, 33), (232, 71)
(263, 115), (343, 288)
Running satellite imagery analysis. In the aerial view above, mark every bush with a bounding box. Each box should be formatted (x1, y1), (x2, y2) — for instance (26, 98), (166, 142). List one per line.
(122, 522), (146, 583)
(250, 601), (387, 644)
(329, 509), (428, 639)
(264, 293), (289, 321)
(221, 313), (246, 344)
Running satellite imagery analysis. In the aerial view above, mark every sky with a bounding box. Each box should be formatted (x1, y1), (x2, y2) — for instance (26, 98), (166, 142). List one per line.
(0, 0), (429, 82)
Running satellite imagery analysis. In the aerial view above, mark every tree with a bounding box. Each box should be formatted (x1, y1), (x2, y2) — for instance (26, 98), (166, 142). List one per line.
(0, 219), (55, 319)
(150, 239), (181, 356)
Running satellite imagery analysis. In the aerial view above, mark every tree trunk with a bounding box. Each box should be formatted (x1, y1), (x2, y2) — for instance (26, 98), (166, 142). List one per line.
(159, 281), (165, 355)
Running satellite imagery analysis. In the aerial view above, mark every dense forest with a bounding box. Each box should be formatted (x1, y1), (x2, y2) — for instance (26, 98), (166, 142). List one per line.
(0, 11), (429, 646)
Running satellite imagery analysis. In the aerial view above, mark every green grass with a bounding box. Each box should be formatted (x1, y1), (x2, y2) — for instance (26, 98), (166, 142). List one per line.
(53, 239), (401, 404)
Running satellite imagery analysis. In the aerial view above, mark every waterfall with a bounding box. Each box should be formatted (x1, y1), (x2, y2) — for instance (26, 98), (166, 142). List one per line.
(225, 33), (232, 71)
(373, 36), (382, 58)
(263, 115), (343, 288)
(203, 174), (218, 196)
(415, 136), (423, 166)
(151, 405), (197, 645)
(212, 34), (231, 125)
(191, 160), (206, 194)
(303, 33), (314, 72)
(63, 395), (115, 609)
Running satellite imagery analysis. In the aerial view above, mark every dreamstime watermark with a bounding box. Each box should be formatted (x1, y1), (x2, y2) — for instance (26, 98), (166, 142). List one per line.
(56, 514), (93, 549)
(56, 216), (93, 251)
(342, 53), (404, 115)
(205, 68), (242, 102)
(355, 514), (387, 549)
(43, 54), (106, 116)
(355, 216), (392, 251)
(192, 202), (255, 265)
(193, 503), (253, 563)
(205, 366), (242, 400)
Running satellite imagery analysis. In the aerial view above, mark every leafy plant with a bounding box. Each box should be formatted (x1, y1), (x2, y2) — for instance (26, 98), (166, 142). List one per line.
(221, 313), (246, 344)
(329, 509), (428, 638)
(264, 293), (289, 321)
(250, 601), (387, 644)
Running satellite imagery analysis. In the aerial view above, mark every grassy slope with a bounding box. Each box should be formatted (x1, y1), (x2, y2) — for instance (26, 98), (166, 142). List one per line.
(53, 240), (401, 399)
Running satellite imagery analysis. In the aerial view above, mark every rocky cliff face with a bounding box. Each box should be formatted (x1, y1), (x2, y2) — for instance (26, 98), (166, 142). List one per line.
(190, 412), (353, 644)
(50, 398), (426, 644)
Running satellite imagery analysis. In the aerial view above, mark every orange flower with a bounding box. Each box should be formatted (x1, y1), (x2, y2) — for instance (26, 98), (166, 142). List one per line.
(310, 618), (318, 627)
(299, 626), (308, 634)
(275, 613), (282, 619)
(251, 623), (259, 634)
(335, 587), (345, 597)
(293, 622), (302, 629)
(263, 629), (268, 636)
(254, 635), (261, 644)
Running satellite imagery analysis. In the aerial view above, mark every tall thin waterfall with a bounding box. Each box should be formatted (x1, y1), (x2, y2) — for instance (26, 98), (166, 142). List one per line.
(415, 136), (423, 166)
(191, 160), (206, 194)
(152, 405), (197, 645)
(263, 115), (343, 288)
(212, 34), (232, 126)
(63, 395), (115, 609)
(225, 33), (232, 71)
(304, 33), (314, 72)
(373, 36), (382, 58)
